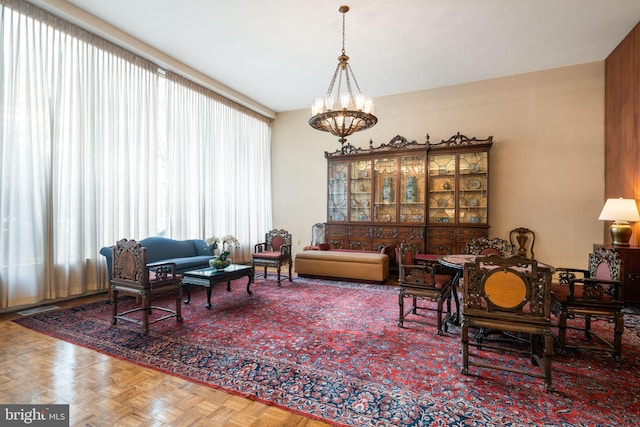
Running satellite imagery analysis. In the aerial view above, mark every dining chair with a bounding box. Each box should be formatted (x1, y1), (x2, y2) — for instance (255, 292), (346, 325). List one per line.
(110, 238), (183, 334)
(303, 223), (325, 251)
(252, 229), (293, 286)
(461, 255), (554, 390)
(462, 237), (514, 299)
(509, 227), (536, 259)
(397, 241), (454, 335)
(550, 246), (625, 360)
(465, 237), (514, 256)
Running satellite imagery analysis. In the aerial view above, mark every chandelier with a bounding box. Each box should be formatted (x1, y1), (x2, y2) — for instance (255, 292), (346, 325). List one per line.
(308, 5), (377, 149)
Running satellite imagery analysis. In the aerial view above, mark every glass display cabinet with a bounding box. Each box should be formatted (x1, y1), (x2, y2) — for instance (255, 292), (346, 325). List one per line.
(373, 158), (397, 222)
(324, 133), (493, 261)
(324, 136), (429, 257)
(400, 155), (426, 223)
(328, 160), (348, 222)
(458, 151), (489, 224)
(350, 160), (372, 222)
(425, 133), (493, 255)
(428, 151), (489, 225)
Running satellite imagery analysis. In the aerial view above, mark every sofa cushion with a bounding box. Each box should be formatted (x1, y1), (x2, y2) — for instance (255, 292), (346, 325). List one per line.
(253, 251), (285, 260)
(140, 237), (198, 263)
(161, 256), (215, 273)
(296, 250), (387, 264)
(195, 239), (215, 256)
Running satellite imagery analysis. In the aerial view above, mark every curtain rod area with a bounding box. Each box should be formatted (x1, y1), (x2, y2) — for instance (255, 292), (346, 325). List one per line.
(17, 0), (276, 121)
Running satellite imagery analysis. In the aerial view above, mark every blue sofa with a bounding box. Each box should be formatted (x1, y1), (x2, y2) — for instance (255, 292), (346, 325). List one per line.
(100, 236), (215, 281)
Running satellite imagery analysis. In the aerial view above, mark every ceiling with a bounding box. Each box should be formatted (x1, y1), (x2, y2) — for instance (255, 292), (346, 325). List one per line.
(28, 0), (640, 115)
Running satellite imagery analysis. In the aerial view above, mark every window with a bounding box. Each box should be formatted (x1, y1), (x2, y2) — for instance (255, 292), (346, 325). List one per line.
(0, 2), (271, 309)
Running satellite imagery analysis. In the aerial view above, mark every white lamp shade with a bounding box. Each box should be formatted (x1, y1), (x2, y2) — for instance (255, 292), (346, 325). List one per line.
(598, 198), (640, 222)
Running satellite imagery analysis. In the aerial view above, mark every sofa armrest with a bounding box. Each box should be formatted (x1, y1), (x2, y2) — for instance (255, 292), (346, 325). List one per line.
(100, 246), (114, 281)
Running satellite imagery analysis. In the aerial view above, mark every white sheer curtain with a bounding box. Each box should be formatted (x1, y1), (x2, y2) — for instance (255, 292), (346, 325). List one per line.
(0, 2), (159, 308)
(164, 74), (272, 262)
(0, 1), (272, 310)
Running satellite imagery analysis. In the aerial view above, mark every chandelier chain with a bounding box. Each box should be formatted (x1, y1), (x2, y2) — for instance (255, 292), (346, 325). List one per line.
(346, 63), (362, 97)
(341, 8), (346, 56)
(326, 64), (341, 99)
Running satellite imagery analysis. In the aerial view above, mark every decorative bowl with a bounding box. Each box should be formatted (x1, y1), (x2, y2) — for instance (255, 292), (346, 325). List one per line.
(210, 258), (231, 270)
(467, 179), (481, 190)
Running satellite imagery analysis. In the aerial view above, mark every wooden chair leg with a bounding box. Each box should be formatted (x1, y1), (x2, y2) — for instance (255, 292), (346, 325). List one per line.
(398, 290), (404, 327)
(461, 319), (469, 375)
(529, 334), (537, 365)
(436, 298), (444, 335)
(558, 309), (568, 353)
(543, 330), (554, 390)
(175, 284), (183, 323)
(584, 314), (592, 339)
(142, 292), (150, 335)
(614, 312), (624, 361)
(111, 287), (118, 326)
(276, 263), (282, 286)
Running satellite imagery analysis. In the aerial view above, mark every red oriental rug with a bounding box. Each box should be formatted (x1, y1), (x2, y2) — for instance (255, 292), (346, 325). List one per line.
(14, 275), (640, 426)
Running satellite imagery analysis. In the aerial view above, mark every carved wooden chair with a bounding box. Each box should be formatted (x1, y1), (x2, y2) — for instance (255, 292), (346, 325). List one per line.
(110, 239), (183, 334)
(466, 237), (514, 256)
(461, 255), (554, 390)
(551, 246), (625, 360)
(397, 241), (453, 335)
(302, 223), (326, 251)
(509, 227), (536, 259)
(252, 229), (293, 286)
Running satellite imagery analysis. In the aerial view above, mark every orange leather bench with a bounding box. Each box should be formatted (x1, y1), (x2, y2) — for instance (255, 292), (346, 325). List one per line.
(295, 250), (389, 284)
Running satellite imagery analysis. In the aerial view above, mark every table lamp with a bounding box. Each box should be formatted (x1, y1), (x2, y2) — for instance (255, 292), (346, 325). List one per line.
(598, 198), (640, 246)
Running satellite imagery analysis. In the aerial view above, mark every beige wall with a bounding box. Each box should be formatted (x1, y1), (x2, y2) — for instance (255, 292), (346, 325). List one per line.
(271, 62), (604, 269)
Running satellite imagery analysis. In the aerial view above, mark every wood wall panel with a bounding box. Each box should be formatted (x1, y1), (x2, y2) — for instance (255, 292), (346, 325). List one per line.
(604, 21), (640, 246)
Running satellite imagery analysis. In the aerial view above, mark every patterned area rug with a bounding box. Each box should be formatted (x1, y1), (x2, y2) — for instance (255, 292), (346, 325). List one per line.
(14, 275), (640, 426)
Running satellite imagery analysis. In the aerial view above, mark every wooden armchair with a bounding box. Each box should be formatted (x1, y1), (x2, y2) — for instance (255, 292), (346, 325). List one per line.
(397, 241), (453, 335)
(551, 246), (625, 360)
(252, 229), (293, 286)
(110, 239), (183, 334)
(466, 237), (514, 256)
(461, 255), (554, 390)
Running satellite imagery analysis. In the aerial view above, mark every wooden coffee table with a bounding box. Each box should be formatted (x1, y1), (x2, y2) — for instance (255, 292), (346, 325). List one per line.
(181, 264), (254, 309)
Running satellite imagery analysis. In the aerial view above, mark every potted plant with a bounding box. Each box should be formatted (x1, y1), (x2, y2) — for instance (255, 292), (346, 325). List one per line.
(205, 235), (240, 270)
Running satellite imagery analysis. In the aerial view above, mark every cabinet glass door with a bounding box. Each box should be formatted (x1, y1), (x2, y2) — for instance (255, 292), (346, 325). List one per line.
(350, 160), (372, 222)
(459, 152), (488, 224)
(400, 155), (426, 223)
(428, 154), (456, 224)
(374, 158), (397, 222)
(328, 161), (348, 221)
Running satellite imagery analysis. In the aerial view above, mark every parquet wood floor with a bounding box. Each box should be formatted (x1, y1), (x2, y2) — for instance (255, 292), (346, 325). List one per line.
(0, 294), (330, 426)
